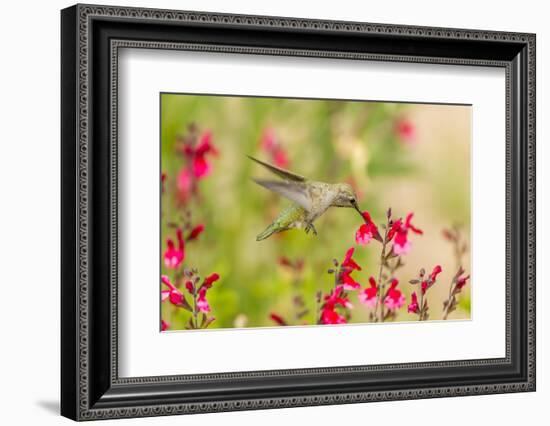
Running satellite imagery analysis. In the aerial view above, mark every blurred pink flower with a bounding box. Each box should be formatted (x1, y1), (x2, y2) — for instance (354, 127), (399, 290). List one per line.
(273, 149), (288, 168)
(163, 228), (185, 269)
(179, 130), (218, 180)
(191, 131), (218, 178)
(161, 320), (170, 331)
(261, 128), (276, 151)
(260, 128), (289, 168)
(384, 279), (405, 310)
(395, 118), (416, 144)
(358, 276), (378, 308)
(177, 168), (193, 200)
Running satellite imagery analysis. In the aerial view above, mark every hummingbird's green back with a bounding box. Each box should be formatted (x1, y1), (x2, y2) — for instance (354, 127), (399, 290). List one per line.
(256, 204), (308, 241)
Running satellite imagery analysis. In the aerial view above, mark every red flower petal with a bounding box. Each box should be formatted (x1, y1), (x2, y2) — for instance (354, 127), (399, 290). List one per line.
(342, 247), (362, 271)
(430, 265), (442, 282)
(456, 274), (470, 290)
(192, 155), (211, 178)
(407, 292), (419, 314)
(321, 308), (347, 325)
(341, 271), (361, 290)
(196, 287), (211, 313)
(388, 219), (402, 241)
(187, 224), (205, 241)
(269, 312), (287, 326)
(202, 273), (220, 289)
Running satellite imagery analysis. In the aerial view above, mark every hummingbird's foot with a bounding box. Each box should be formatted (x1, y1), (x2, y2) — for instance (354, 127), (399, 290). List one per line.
(305, 223), (318, 236)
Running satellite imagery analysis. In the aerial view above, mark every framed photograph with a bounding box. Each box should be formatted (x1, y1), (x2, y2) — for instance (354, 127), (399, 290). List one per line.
(61, 4), (536, 420)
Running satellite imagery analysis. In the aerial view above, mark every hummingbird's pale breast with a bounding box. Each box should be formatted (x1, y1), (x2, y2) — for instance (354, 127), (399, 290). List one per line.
(304, 181), (340, 222)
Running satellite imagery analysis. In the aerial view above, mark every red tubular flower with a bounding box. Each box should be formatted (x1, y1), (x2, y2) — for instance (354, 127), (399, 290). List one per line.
(355, 211), (382, 245)
(421, 265), (443, 294)
(341, 270), (361, 291)
(202, 273), (220, 290)
(407, 292), (419, 314)
(320, 286), (352, 325)
(404, 213), (423, 235)
(163, 228), (185, 269)
(324, 285), (353, 310)
(161, 320), (170, 331)
(430, 265), (442, 282)
(321, 308), (347, 325)
(269, 312), (287, 326)
(395, 118), (416, 144)
(358, 276), (378, 308)
(185, 280), (194, 295)
(456, 273), (470, 290)
(161, 275), (188, 307)
(187, 224), (205, 241)
(421, 280), (428, 294)
(196, 287), (211, 313)
(341, 247), (362, 271)
(384, 279), (405, 310)
(387, 218), (402, 241)
(390, 213), (423, 255)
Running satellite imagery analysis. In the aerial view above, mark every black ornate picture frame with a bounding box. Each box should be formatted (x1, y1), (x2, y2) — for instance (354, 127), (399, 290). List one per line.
(61, 3), (536, 421)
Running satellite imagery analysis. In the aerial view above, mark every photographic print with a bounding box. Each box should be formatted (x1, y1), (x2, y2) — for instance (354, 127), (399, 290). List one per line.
(160, 93), (472, 331)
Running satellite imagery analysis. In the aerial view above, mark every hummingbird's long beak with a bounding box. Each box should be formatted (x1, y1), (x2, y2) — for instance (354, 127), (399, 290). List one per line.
(353, 201), (363, 217)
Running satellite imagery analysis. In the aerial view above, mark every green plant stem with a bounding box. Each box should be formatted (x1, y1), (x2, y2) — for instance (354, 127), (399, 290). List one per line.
(442, 281), (456, 320)
(376, 227), (390, 322)
(192, 285), (198, 329)
(418, 290), (424, 321)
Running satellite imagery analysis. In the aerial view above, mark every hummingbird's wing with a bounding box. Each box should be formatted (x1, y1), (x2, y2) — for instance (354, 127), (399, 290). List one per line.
(252, 178), (312, 211)
(247, 155), (306, 182)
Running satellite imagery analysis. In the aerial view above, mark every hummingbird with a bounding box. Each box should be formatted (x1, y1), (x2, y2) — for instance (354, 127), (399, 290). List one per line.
(249, 156), (364, 241)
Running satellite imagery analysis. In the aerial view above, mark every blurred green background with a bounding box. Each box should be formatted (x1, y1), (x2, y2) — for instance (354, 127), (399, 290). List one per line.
(161, 93), (471, 330)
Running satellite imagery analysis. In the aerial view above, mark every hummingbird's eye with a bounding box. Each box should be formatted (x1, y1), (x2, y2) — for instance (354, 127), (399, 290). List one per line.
(349, 197), (356, 203)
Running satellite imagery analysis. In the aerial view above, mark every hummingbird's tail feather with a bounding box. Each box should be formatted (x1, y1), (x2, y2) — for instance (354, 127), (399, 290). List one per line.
(256, 223), (278, 241)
